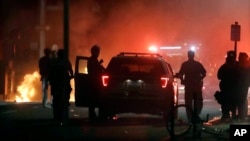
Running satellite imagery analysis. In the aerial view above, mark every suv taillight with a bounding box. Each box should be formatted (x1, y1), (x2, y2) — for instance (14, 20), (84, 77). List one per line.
(102, 75), (109, 87)
(161, 77), (169, 88)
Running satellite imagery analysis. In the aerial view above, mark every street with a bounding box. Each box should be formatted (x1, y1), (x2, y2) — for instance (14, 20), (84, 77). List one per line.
(0, 99), (223, 141)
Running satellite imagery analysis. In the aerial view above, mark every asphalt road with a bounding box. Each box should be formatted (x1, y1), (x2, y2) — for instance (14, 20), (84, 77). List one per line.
(0, 99), (222, 141)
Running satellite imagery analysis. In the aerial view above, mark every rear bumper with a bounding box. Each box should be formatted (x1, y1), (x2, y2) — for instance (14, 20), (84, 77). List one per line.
(98, 96), (171, 115)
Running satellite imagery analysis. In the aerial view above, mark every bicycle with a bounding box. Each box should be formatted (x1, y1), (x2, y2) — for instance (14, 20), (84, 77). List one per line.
(165, 103), (229, 140)
(165, 103), (194, 137)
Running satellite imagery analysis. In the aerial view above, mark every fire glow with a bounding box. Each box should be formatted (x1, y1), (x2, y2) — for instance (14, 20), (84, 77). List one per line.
(15, 71), (75, 103)
(16, 71), (40, 102)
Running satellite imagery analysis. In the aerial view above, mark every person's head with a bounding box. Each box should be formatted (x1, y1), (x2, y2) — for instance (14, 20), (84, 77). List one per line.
(187, 50), (195, 60)
(91, 45), (100, 58)
(51, 44), (58, 58)
(238, 52), (248, 63)
(44, 47), (51, 56)
(226, 50), (236, 64)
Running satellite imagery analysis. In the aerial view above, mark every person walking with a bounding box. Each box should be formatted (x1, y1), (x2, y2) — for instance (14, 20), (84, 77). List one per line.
(38, 47), (52, 108)
(178, 50), (207, 123)
(49, 49), (74, 125)
(87, 45), (105, 121)
(217, 50), (238, 121)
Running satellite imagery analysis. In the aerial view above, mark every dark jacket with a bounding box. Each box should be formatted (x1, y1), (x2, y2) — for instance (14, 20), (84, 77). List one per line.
(217, 61), (239, 104)
(87, 56), (105, 85)
(179, 59), (206, 86)
(39, 56), (51, 79)
(49, 57), (73, 94)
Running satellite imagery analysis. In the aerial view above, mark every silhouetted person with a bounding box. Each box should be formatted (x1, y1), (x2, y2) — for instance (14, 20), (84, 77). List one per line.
(49, 44), (58, 105)
(38, 47), (52, 108)
(87, 45), (105, 121)
(178, 50), (206, 122)
(236, 52), (249, 120)
(49, 49), (74, 125)
(217, 50), (238, 121)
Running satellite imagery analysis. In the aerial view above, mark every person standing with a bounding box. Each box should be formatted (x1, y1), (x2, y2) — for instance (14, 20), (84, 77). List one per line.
(49, 49), (74, 125)
(217, 50), (238, 121)
(87, 45), (105, 121)
(178, 50), (207, 122)
(236, 52), (249, 120)
(38, 47), (52, 108)
(49, 44), (58, 106)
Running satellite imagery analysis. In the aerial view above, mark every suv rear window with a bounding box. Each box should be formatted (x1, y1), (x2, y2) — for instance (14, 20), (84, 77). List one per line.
(107, 57), (167, 75)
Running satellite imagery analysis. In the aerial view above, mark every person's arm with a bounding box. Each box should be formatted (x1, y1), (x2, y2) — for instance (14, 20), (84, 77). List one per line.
(68, 61), (74, 78)
(178, 64), (185, 85)
(201, 64), (207, 79)
(38, 58), (42, 75)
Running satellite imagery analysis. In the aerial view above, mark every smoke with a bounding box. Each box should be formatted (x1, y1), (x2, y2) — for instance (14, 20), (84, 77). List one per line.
(1, 0), (248, 100)
(69, 0), (250, 67)
(67, 0), (250, 98)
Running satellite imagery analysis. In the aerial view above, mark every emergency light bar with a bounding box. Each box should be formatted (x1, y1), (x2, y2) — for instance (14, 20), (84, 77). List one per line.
(159, 46), (182, 50)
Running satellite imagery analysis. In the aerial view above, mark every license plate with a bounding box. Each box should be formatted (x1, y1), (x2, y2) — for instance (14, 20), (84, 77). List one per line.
(126, 82), (143, 90)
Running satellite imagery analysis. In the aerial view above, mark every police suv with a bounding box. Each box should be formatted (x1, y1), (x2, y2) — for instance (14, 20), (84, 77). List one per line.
(74, 52), (179, 119)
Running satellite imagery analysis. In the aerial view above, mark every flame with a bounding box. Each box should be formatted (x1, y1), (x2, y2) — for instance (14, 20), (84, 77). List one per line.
(16, 71), (40, 102)
(15, 71), (75, 103)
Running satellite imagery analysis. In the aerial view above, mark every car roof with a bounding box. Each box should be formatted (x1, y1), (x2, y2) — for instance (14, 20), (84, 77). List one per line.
(116, 52), (162, 57)
(112, 52), (167, 61)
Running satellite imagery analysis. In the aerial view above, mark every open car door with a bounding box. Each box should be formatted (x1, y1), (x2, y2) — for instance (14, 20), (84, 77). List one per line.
(74, 56), (90, 107)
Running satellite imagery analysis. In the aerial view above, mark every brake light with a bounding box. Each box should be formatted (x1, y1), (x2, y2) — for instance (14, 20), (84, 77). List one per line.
(102, 75), (109, 87)
(161, 77), (169, 88)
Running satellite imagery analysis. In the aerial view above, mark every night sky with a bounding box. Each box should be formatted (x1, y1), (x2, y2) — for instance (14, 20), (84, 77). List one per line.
(1, 0), (250, 72)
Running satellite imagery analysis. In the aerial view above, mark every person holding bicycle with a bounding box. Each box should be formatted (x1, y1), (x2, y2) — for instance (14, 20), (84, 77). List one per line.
(178, 50), (207, 123)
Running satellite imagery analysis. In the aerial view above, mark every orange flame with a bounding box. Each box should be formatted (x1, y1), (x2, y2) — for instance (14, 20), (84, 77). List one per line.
(16, 71), (40, 102)
(15, 71), (75, 103)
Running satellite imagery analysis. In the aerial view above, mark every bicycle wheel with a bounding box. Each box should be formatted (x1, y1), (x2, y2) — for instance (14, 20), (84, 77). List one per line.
(165, 104), (193, 136)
